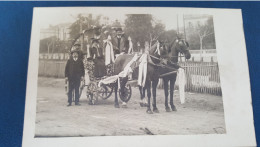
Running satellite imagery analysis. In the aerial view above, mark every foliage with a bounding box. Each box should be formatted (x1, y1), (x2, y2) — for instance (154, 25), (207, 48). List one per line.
(186, 16), (216, 50)
(158, 29), (178, 44)
(124, 14), (165, 50)
(39, 36), (70, 53)
(69, 14), (102, 40)
(39, 36), (56, 53)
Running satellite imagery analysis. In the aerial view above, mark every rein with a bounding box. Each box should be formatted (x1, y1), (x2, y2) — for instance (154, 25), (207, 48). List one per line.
(149, 54), (182, 70)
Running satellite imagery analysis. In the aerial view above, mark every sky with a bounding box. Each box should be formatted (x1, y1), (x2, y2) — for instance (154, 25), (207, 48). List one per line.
(36, 7), (188, 31)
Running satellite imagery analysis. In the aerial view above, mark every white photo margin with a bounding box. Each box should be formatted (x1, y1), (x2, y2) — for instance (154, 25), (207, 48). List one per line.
(22, 7), (256, 147)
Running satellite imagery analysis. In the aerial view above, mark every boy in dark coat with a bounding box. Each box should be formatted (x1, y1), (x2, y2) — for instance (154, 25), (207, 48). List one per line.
(65, 44), (85, 106)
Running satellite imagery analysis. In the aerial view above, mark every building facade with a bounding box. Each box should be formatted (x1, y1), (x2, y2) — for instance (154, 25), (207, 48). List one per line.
(40, 23), (72, 41)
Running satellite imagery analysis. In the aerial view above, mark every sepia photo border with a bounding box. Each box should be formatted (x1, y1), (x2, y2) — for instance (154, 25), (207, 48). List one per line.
(22, 7), (256, 147)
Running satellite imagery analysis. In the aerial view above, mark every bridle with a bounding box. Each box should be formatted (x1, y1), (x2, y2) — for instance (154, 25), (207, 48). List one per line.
(163, 39), (189, 59)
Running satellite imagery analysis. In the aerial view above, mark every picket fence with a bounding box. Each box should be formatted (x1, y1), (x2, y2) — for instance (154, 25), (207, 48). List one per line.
(38, 59), (222, 95)
(38, 60), (67, 78)
(157, 61), (222, 96)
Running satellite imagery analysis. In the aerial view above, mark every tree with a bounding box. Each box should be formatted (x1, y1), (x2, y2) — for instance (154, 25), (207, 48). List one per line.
(39, 36), (71, 54)
(39, 36), (58, 54)
(195, 16), (215, 51)
(203, 17), (216, 49)
(69, 14), (102, 40)
(149, 22), (165, 48)
(124, 14), (165, 50)
(158, 29), (178, 44)
(125, 14), (153, 49)
(185, 16), (216, 51)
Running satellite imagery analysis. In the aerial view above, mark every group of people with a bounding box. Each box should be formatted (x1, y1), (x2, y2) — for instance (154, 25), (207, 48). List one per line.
(65, 26), (132, 106)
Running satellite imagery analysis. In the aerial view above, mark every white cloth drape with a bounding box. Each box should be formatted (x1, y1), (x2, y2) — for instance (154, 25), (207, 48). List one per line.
(128, 40), (133, 54)
(98, 54), (139, 88)
(104, 41), (115, 65)
(138, 53), (148, 87)
(178, 68), (186, 104)
(154, 42), (161, 55)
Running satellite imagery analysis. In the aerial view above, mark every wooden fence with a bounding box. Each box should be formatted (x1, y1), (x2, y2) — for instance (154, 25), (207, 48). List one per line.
(38, 59), (222, 95)
(38, 59), (67, 78)
(179, 61), (221, 95)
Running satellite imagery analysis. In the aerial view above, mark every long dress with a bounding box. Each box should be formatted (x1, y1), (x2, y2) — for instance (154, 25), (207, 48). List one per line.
(91, 43), (106, 78)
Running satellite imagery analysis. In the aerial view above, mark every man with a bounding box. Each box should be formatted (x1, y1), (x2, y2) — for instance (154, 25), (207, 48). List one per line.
(112, 27), (128, 55)
(65, 44), (85, 106)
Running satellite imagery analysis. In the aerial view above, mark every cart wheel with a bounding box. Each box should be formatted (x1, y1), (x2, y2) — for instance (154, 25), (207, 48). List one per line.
(99, 85), (114, 100)
(119, 84), (132, 103)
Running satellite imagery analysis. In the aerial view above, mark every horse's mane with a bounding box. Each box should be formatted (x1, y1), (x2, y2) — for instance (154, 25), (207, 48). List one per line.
(168, 38), (178, 53)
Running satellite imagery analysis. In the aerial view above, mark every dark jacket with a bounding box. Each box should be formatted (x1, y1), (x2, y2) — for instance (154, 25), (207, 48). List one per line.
(65, 58), (85, 81)
(90, 43), (106, 77)
(112, 36), (129, 54)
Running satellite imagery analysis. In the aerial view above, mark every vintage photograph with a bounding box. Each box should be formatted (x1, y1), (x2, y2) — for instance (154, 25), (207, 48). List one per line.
(34, 8), (226, 137)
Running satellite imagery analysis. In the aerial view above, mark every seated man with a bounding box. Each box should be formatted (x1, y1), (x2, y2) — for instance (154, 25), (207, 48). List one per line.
(112, 27), (128, 56)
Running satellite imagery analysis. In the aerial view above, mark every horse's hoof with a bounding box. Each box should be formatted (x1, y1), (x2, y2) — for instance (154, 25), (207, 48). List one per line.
(153, 108), (159, 113)
(122, 104), (127, 108)
(114, 104), (120, 108)
(140, 103), (144, 107)
(165, 107), (171, 112)
(146, 109), (153, 114)
(171, 105), (177, 111)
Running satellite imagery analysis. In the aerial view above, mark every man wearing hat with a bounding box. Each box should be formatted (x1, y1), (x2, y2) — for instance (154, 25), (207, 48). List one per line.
(112, 27), (128, 55)
(65, 44), (85, 106)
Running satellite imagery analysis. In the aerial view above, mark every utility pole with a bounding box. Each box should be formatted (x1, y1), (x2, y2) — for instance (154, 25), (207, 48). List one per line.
(183, 14), (187, 40)
(79, 17), (83, 51)
(57, 27), (60, 40)
(177, 14), (179, 35)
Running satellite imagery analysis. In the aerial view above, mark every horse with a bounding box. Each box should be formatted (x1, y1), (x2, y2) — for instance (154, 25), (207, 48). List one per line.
(110, 41), (163, 109)
(136, 41), (167, 114)
(137, 38), (190, 114)
(160, 38), (191, 112)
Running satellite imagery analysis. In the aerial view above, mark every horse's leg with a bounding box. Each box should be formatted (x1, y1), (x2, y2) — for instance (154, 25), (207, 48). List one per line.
(114, 83), (119, 108)
(139, 86), (144, 107)
(142, 87), (148, 106)
(139, 86), (143, 99)
(163, 78), (171, 112)
(121, 77), (128, 108)
(139, 86), (146, 107)
(170, 75), (177, 111)
(152, 78), (159, 113)
(146, 81), (153, 114)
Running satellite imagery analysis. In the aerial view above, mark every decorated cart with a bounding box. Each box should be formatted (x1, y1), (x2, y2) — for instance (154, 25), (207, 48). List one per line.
(65, 26), (132, 105)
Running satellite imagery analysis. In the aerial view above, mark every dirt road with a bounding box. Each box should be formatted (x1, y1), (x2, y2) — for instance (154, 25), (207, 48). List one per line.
(35, 77), (226, 137)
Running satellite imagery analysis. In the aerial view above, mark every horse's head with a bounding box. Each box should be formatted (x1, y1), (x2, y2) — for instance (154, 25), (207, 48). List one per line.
(150, 40), (168, 56)
(171, 38), (191, 60)
(158, 40), (169, 56)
